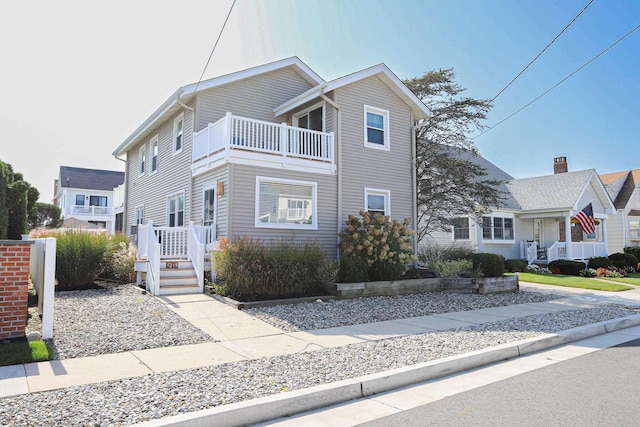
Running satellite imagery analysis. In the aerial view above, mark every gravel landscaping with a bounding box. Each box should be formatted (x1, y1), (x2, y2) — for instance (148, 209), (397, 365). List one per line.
(38, 282), (215, 359)
(4, 286), (640, 426)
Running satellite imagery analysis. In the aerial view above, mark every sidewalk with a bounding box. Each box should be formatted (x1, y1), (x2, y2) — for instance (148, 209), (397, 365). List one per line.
(2, 282), (640, 421)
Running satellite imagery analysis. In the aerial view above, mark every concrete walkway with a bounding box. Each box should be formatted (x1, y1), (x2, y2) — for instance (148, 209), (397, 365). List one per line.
(3, 282), (640, 401)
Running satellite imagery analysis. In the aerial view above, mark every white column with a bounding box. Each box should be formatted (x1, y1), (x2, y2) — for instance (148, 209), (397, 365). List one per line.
(600, 218), (608, 256)
(565, 216), (572, 260)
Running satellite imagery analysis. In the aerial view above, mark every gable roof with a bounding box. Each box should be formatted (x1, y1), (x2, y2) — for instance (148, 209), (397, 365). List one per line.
(113, 57), (324, 157)
(599, 169), (640, 209)
(273, 63), (431, 121)
(58, 166), (124, 192)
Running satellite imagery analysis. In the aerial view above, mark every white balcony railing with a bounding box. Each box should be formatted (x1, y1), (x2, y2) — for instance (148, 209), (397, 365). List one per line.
(71, 205), (113, 216)
(193, 113), (335, 166)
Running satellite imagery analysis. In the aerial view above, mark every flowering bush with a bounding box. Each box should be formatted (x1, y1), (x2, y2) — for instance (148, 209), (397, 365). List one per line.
(338, 211), (416, 282)
(525, 264), (552, 275)
(580, 268), (597, 278)
(596, 267), (626, 278)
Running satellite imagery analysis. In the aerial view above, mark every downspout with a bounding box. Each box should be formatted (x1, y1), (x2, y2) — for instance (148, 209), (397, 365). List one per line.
(114, 154), (128, 234)
(320, 91), (342, 261)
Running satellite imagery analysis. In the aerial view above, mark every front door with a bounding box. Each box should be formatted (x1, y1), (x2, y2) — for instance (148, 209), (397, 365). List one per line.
(534, 219), (544, 246)
(203, 187), (216, 250)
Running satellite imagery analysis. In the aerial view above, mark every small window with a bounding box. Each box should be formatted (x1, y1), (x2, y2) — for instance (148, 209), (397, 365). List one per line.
(139, 145), (146, 175)
(203, 187), (215, 226)
(255, 177), (317, 229)
(75, 194), (85, 206)
(452, 217), (470, 240)
(151, 136), (158, 173)
(630, 220), (640, 239)
(135, 205), (145, 225)
(364, 105), (390, 150)
(365, 188), (390, 217)
(168, 193), (185, 227)
(173, 113), (184, 154)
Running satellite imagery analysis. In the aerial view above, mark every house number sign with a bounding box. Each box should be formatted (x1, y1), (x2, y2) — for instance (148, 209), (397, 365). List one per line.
(166, 261), (179, 269)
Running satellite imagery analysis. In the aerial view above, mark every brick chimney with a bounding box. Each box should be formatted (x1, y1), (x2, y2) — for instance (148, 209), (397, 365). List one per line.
(554, 156), (568, 174)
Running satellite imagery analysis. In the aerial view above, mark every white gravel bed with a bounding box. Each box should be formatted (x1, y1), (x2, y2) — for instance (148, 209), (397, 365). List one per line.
(2, 304), (636, 426)
(47, 282), (215, 359)
(245, 290), (563, 332)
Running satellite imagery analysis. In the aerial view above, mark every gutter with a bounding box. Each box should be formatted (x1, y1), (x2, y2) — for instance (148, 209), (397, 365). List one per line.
(323, 91), (342, 261)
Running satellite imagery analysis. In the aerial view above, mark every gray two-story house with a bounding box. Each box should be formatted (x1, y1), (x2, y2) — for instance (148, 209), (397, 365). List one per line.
(113, 57), (430, 295)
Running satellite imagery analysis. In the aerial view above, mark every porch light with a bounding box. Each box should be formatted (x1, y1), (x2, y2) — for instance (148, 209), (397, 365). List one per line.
(217, 181), (224, 196)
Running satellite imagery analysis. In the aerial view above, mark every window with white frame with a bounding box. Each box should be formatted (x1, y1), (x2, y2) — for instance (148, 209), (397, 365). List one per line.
(173, 113), (184, 154)
(255, 177), (317, 229)
(364, 105), (390, 150)
(203, 187), (215, 226)
(151, 136), (158, 173)
(167, 193), (185, 227)
(365, 188), (390, 217)
(135, 205), (145, 225)
(139, 145), (146, 175)
(481, 215), (514, 241)
(452, 217), (470, 240)
(294, 103), (324, 131)
(630, 220), (640, 239)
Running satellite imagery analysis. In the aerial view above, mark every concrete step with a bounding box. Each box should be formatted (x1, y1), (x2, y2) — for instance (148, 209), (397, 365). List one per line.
(160, 268), (197, 278)
(158, 284), (200, 295)
(159, 276), (198, 287)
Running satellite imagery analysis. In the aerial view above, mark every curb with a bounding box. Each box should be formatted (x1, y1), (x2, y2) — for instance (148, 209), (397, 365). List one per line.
(135, 313), (640, 427)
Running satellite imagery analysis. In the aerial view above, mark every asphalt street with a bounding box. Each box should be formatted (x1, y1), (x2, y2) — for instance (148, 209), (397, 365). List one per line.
(357, 338), (640, 427)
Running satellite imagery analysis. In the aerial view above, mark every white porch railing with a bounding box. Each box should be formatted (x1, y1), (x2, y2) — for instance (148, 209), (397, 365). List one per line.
(193, 113), (335, 164)
(547, 242), (566, 261)
(188, 222), (205, 293)
(138, 221), (161, 296)
(71, 205), (113, 216)
(520, 241), (538, 264)
(570, 242), (607, 260)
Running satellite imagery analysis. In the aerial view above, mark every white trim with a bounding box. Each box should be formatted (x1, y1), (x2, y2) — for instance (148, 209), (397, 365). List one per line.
(173, 113), (184, 155)
(293, 101), (326, 132)
(138, 145), (146, 176)
(481, 213), (515, 243)
(166, 191), (186, 227)
(150, 135), (159, 174)
(255, 176), (318, 230)
(364, 105), (390, 151)
(364, 187), (391, 216)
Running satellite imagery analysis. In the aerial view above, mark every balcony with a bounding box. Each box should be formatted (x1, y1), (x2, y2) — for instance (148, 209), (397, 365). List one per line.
(71, 205), (113, 216)
(192, 113), (335, 176)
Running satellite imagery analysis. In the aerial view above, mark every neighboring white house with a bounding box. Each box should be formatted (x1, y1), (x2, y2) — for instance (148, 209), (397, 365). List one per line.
(600, 169), (640, 254)
(53, 166), (125, 233)
(112, 56), (431, 295)
(428, 156), (617, 264)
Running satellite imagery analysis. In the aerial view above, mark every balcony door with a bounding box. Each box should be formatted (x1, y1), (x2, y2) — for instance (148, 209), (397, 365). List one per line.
(296, 106), (323, 132)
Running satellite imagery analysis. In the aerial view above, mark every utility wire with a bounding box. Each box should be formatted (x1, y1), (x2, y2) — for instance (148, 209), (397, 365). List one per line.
(191, 0), (237, 96)
(474, 23), (640, 140)
(490, 0), (595, 102)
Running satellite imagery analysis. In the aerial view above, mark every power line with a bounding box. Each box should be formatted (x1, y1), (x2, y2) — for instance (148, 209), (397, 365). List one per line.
(191, 0), (237, 96)
(474, 23), (640, 140)
(490, 0), (595, 102)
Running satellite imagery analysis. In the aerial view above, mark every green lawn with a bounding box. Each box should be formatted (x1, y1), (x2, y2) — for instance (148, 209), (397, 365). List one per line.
(514, 272), (633, 292)
(0, 340), (52, 367)
(596, 272), (640, 286)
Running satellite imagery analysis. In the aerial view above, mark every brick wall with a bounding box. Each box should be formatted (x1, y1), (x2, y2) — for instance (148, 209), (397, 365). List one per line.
(0, 241), (33, 340)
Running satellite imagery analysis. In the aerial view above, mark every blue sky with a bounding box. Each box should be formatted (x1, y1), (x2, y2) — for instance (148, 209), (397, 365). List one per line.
(1, 0), (638, 202)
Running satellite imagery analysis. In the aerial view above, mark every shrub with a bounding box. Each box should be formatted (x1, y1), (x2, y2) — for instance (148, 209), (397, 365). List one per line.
(417, 242), (475, 266)
(470, 253), (505, 277)
(55, 230), (109, 289)
(338, 211), (416, 281)
(596, 267), (624, 278)
(580, 268), (597, 278)
(588, 256), (613, 270)
(338, 255), (369, 283)
(548, 259), (586, 276)
(608, 252), (639, 269)
(526, 264), (551, 275)
(101, 233), (133, 280)
(108, 241), (137, 283)
(429, 259), (473, 278)
(624, 246), (640, 262)
(213, 237), (335, 299)
(504, 259), (527, 273)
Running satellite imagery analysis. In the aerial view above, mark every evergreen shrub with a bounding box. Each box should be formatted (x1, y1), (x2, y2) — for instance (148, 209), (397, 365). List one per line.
(470, 252), (505, 277)
(548, 259), (586, 276)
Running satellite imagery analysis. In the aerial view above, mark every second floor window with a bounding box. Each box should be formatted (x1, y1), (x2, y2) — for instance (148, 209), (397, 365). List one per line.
(151, 137), (158, 173)
(630, 220), (640, 239)
(168, 194), (185, 227)
(139, 146), (146, 175)
(75, 194), (85, 206)
(89, 196), (107, 207)
(364, 105), (390, 151)
(174, 113), (184, 153)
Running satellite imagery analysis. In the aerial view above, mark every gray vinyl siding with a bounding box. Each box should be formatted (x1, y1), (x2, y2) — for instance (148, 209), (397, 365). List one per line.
(334, 75), (414, 226)
(125, 105), (195, 233)
(192, 167), (229, 239)
(227, 164), (339, 259)
(196, 68), (314, 132)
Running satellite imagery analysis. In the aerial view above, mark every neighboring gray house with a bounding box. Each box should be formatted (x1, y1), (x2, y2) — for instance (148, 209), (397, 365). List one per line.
(600, 169), (640, 253)
(113, 57), (430, 295)
(53, 166), (125, 233)
(427, 156), (616, 264)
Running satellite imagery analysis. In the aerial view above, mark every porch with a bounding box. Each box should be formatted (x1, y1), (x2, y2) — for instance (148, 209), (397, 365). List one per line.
(192, 113), (336, 176)
(520, 240), (607, 264)
(135, 221), (216, 295)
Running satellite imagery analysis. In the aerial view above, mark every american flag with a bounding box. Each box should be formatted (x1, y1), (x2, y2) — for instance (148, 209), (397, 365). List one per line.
(574, 203), (595, 234)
